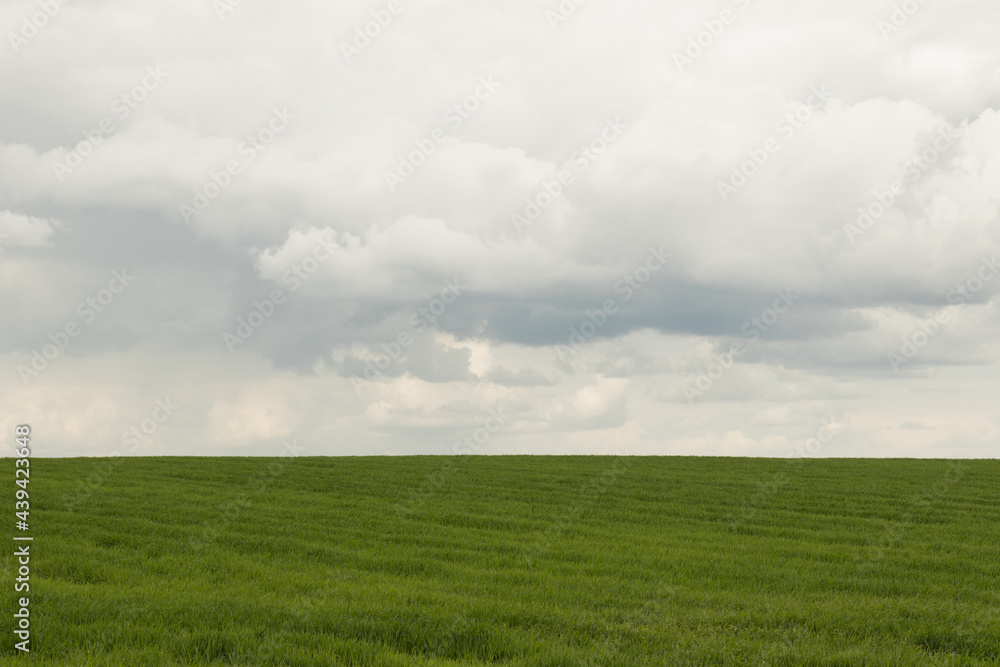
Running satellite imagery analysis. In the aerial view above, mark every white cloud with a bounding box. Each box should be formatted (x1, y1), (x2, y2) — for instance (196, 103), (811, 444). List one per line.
(2, 0), (999, 456)
(0, 210), (59, 250)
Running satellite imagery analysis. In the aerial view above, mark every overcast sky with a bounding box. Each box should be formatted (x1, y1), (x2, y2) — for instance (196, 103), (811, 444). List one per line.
(2, 0), (999, 457)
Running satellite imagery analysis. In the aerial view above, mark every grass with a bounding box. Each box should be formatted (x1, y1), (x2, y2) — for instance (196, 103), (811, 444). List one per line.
(3, 456), (999, 665)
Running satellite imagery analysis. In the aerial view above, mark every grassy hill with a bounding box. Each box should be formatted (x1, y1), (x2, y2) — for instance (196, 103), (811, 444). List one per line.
(4, 456), (999, 665)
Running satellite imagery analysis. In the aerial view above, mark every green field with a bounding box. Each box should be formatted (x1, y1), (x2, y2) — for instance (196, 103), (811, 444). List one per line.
(4, 456), (998, 665)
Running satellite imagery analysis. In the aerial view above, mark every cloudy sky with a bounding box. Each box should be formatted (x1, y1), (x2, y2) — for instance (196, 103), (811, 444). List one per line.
(2, 0), (999, 457)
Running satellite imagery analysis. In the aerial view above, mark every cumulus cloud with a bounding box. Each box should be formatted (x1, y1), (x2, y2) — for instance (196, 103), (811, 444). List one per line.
(0, 210), (59, 250)
(1, 0), (998, 456)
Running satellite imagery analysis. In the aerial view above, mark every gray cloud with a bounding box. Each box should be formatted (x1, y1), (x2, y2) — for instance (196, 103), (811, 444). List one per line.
(1, 0), (999, 456)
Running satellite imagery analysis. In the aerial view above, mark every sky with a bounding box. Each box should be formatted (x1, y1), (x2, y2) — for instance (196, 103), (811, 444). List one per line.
(1, 0), (999, 458)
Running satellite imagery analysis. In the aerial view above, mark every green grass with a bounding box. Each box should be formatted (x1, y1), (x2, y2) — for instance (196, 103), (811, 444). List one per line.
(3, 456), (999, 665)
